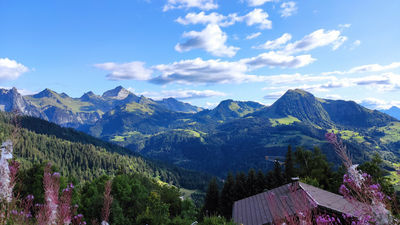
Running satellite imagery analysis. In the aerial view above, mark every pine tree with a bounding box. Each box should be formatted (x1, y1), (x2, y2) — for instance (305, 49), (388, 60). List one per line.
(273, 160), (284, 188)
(219, 173), (235, 219)
(233, 172), (247, 201)
(203, 178), (220, 216)
(255, 170), (266, 193)
(246, 169), (257, 196)
(284, 145), (295, 183)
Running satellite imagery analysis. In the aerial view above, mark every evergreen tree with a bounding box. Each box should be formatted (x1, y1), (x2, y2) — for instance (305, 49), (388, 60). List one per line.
(255, 170), (266, 193)
(272, 160), (284, 188)
(246, 169), (257, 196)
(284, 145), (295, 183)
(219, 173), (235, 219)
(233, 172), (247, 201)
(203, 178), (220, 216)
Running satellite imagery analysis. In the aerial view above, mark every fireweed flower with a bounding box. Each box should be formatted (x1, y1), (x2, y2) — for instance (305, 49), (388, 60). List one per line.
(326, 132), (396, 225)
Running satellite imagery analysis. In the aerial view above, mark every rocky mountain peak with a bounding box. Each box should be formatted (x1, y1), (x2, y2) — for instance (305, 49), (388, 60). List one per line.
(102, 86), (131, 100)
(32, 88), (59, 98)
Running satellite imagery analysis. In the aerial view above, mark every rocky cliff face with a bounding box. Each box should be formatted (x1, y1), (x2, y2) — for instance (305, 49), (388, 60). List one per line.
(0, 88), (44, 118)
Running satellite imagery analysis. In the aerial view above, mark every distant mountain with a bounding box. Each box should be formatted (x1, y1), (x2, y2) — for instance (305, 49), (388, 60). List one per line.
(2, 87), (399, 177)
(381, 106), (400, 120)
(156, 97), (203, 113)
(254, 89), (331, 127)
(0, 86), (201, 128)
(125, 89), (399, 176)
(0, 88), (43, 117)
(201, 99), (265, 121)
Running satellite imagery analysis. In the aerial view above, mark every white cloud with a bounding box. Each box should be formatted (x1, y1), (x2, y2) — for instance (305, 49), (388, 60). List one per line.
(176, 9), (272, 30)
(268, 73), (400, 93)
(246, 0), (274, 7)
(246, 32), (262, 40)
(242, 8), (272, 29)
(358, 98), (394, 110)
(94, 61), (153, 80)
(141, 89), (226, 100)
(350, 40), (361, 50)
(175, 24), (239, 57)
(254, 33), (292, 49)
(0, 58), (29, 81)
(332, 36), (348, 50)
(338, 24), (351, 29)
(282, 29), (347, 54)
(151, 58), (253, 85)
(280, 1), (297, 18)
(241, 51), (315, 69)
(163, 0), (218, 11)
(260, 73), (336, 85)
(204, 102), (219, 109)
(175, 11), (239, 27)
(322, 62), (400, 75)
(264, 91), (285, 100)
(324, 94), (342, 100)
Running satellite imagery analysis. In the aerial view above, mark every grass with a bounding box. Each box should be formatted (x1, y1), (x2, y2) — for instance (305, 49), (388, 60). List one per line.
(377, 122), (400, 144)
(26, 95), (95, 113)
(228, 102), (240, 111)
(228, 102), (258, 117)
(124, 102), (154, 115)
(269, 116), (301, 127)
(172, 129), (205, 138)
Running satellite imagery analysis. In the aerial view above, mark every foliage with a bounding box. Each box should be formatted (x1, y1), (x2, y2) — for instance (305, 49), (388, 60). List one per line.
(0, 112), (210, 191)
(203, 178), (219, 216)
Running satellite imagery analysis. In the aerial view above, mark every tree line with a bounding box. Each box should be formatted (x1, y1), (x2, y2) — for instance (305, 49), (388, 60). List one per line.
(203, 145), (395, 219)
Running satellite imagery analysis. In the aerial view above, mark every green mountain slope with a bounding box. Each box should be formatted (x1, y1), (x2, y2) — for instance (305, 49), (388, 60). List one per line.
(0, 112), (210, 190)
(104, 89), (400, 177)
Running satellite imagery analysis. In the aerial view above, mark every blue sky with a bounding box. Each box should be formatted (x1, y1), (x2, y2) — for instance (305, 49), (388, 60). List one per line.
(1, 0), (400, 109)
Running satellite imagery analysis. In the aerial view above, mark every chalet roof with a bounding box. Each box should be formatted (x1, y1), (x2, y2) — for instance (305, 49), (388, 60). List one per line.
(232, 182), (360, 225)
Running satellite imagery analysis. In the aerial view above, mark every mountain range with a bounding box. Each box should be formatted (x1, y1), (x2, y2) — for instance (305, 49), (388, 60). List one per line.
(1, 86), (400, 177)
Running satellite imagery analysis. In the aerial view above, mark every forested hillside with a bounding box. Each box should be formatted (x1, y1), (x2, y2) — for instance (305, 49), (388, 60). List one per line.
(0, 112), (210, 190)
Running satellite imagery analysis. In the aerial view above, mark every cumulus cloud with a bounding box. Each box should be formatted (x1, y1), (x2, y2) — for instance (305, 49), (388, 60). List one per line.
(176, 9), (272, 30)
(245, 0), (274, 7)
(141, 89), (226, 100)
(282, 29), (347, 54)
(254, 33), (292, 49)
(151, 58), (254, 85)
(280, 1), (297, 17)
(0, 58), (29, 81)
(242, 8), (272, 29)
(175, 11), (239, 27)
(175, 24), (239, 57)
(241, 51), (315, 69)
(322, 62), (400, 75)
(94, 61), (153, 80)
(163, 0), (218, 11)
(246, 32), (262, 40)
